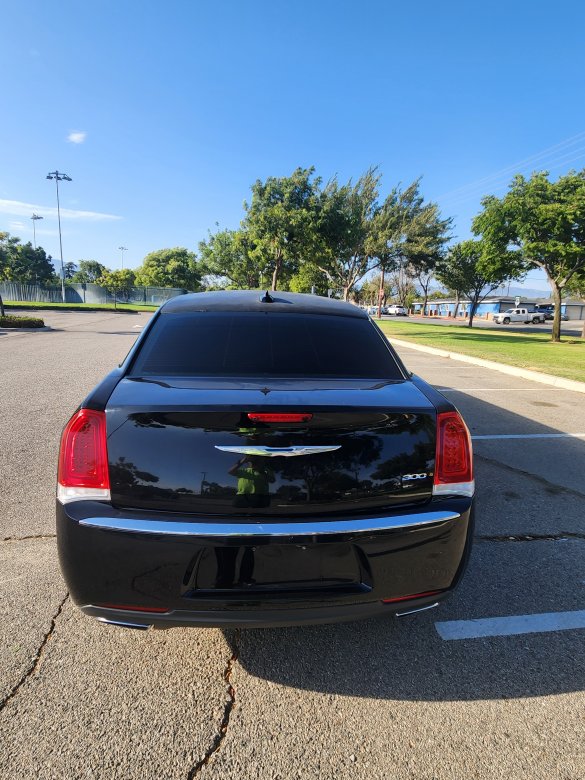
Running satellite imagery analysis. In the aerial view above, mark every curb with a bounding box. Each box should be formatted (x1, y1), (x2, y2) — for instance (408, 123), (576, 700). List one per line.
(387, 336), (585, 395)
(0, 326), (51, 333)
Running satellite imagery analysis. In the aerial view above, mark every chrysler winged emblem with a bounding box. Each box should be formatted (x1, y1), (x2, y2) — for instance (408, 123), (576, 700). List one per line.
(215, 445), (341, 457)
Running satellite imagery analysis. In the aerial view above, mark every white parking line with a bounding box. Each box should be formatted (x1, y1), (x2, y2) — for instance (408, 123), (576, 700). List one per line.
(436, 609), (585, 640)
(472, 433), (585, 440)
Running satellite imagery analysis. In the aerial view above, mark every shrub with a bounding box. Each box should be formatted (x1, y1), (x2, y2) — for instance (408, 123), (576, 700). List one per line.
(0, 315), (45, 328)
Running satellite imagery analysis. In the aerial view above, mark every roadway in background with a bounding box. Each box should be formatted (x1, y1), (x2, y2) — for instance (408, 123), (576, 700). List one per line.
(375, 312), (585, 336)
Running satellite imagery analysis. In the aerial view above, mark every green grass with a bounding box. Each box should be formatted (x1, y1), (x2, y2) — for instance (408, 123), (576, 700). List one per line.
(4, 301), (158, 312)
(0, 314), (45, 328)
(378, 320), (585, 383)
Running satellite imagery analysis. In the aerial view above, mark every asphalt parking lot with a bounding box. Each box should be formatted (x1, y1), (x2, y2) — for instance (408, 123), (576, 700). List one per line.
(1, 310), (584, 779)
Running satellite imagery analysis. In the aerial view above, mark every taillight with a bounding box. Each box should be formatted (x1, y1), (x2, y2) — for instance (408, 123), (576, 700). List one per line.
(433, 411), (474, 497)
(382, 589), (443, 604)
(57, 409), (110, 504)
(247, 413), (313, 423)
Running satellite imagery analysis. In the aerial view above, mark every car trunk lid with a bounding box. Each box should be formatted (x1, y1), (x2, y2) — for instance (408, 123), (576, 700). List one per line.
(105, 377), (437, 517)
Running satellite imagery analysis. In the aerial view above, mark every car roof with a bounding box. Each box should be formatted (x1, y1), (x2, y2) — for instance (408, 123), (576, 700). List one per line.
(161, 290), (368, 319)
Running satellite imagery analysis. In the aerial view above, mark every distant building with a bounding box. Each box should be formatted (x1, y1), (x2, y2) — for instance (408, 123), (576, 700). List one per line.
(562, 298), (585, 320)
(412, 296), (585, 320)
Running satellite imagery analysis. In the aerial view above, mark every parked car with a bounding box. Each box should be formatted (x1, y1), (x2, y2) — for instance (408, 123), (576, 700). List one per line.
(534, 304), (554, 320)
(535, 305), (569, 321)
(57, 290), (474, 629)
(386, 304), (408, 316)
(492, 308), (546, 324)
(366, 304), (387, 316)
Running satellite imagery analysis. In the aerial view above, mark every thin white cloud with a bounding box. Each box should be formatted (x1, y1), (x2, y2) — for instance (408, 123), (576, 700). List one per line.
(67, 131), (87, 144)
(9, 220), (26, 230)
(0, 198), (121, 222)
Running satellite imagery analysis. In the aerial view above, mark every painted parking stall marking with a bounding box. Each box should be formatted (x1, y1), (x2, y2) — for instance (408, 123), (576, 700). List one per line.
(471, 433), (585, 440)
(435, 609), (585, 640)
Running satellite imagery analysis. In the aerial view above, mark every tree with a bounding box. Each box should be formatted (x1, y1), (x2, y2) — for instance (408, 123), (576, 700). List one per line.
(366, 179), (451, 316)
(565, 269), (585, 338)
(442, 240), (523, 327)
(436, 250), (474, 319)
(359, 273), (394, 306)
(97, 269), (136, 307)
(402, 203), (451, 316)
(0, 233), (56, 285)
(72, 260), (108, 284)
(387, 270), (418, 310)
(565, 270), (585, 298)
(473, 170), (585, 342)
(63, 261), (78, 280)
(198, 229), (261, 289)
(134, 248), (202, 290)
(411, 266), (435, 314)
(243, 167), (322, 290)
(287, 263), (330, 296)
(366, 184), (409, 314)
(0, 232), (16, 316)
(316, 168), (381, 301)
(427, 290), (453, 300)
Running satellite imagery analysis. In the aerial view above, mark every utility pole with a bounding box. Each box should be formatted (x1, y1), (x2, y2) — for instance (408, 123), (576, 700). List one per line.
(46, 171), (72, 302)
(31, 213), (43, 250)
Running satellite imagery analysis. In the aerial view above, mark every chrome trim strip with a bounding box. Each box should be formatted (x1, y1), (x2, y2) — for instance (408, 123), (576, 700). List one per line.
(78, 510), (459, 537)
(395, 602), (440, 617)
(215, 445), (341, 457)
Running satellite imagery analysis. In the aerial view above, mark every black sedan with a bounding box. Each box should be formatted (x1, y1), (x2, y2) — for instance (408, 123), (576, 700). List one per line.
(57, 290), (474, 629)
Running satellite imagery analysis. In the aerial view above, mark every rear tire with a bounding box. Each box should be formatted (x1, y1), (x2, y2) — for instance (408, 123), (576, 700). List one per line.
(503, 317), (510, 324)
(532, 317), (540, 324)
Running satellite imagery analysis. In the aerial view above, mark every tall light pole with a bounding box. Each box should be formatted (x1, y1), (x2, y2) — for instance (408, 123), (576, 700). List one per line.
(30, 213), (43, 250)
(46, 171), (72, 302)
(118, 246), (128, 269)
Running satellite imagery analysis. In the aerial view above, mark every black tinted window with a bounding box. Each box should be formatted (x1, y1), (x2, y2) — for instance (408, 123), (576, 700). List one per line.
(130, 312), (402, 379)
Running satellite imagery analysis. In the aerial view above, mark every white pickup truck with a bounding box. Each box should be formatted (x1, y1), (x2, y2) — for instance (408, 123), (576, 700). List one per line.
(492, 308), (546, 325)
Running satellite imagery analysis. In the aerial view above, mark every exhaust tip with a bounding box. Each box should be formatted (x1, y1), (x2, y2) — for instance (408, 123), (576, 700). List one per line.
(395, 602), (439, 618)
(97, 617), (151, 630)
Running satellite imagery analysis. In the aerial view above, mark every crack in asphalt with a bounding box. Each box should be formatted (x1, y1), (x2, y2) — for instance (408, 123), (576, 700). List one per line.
(2, 534), (57, 543)
(476, 533), (585, 542)
(0, 593), (69, 713)
(475, 453), (585, 500)
(186, 629), (241, 778)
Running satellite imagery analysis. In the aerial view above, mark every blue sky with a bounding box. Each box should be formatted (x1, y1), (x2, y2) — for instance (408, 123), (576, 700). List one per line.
(2, 0), (585, 291)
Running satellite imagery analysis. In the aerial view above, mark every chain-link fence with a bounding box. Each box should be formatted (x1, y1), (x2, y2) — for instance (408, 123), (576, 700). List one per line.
(0, 282), (188, 306)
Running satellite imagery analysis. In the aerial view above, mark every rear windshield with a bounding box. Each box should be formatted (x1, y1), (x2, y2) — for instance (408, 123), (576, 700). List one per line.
(130, 311), (403, 379)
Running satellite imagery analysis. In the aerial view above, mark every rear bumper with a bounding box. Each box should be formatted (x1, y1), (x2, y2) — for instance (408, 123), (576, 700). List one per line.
(83, 595), (448, 630)
(57, 499), (474, 628)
